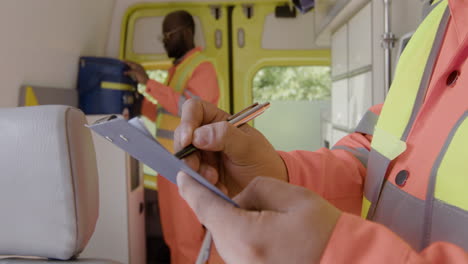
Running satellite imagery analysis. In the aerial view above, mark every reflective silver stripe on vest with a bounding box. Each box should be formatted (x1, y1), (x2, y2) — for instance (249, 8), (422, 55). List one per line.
(331, 145), (370, 168)
(373, 180), (468, 252)
(422, 0), (443, 20)
(366, 6), (450, 220)
(423, 110), (468, 250)
(373, 182), (425, 250)
(365, 149), (391, 219)
(156, 129), (175, 139)
(354, 110), (379, 135)
(158, 107), (179, 118)
(430, 200), (468, 251)
(185, 90), (199, 99)
(158, 107), (171, 116)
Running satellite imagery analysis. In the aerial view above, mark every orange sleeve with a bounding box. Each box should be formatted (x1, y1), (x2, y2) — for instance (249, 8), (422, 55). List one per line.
(279, 135), (368, 214)
(145, 61), (220, 116)
(184, 61), (220, 105)
(278, 104), (382, 214)
(321, 213), (468, 263)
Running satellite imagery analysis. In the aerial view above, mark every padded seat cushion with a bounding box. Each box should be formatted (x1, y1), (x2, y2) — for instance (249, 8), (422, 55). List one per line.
(0, 106), (99, 260)
(0, 258), (120, 264)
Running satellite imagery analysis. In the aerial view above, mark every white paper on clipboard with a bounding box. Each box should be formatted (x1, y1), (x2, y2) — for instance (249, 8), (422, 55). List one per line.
(86, 116), (237, 206)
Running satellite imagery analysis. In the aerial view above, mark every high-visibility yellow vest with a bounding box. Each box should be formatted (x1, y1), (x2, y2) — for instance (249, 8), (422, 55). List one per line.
(144, 50), (211, 190)
(358, 0), (468, 251)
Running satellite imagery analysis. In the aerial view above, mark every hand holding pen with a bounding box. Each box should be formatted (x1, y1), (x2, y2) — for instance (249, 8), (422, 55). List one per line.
(173, 100), (290, 264)
(174, 99), (288, 193)
(174, 101), (271, 264)
(175, 102), (270, 159)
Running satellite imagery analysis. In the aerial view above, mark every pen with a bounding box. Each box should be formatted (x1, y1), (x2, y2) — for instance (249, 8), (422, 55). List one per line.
(175, 102), (270, 159)
(192, 102), (269, 264)
(195, 231), (212, 264)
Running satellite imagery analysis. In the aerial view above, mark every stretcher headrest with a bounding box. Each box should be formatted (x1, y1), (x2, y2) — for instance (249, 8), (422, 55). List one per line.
(0, 105), (99, 260)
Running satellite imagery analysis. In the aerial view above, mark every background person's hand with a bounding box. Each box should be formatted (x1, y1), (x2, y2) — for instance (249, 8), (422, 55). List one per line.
(122, 107), (130, 120)
(178, 173), (341, 264)
(174, 99), (288, 197)
(124, 61), (149, 85)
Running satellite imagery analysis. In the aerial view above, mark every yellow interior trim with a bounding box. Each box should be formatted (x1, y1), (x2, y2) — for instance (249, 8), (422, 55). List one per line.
(25, 86), (39, 106)
(231, 2), (331, 112)
(434, 117), (468, 211)
(119, 0), (288, 47)
(142, 60), (172, 71)
(144, 174), (158, 191)
(101, 81), (134, 91)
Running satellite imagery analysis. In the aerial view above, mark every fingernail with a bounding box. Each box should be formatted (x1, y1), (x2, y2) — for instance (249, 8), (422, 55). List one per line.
(181, 129), (190, 146)
(180, 130), (187, 145)
(193, 127), (209, 147)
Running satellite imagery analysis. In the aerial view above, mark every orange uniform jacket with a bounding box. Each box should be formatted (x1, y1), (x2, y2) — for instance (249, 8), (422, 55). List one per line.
(144, 47), (220, 264)
(142, 47), (219, 119)
(280, 1), (468, 262)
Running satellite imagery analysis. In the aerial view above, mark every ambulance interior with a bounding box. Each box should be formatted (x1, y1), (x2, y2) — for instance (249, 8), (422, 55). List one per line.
(0, 0), (431, 263)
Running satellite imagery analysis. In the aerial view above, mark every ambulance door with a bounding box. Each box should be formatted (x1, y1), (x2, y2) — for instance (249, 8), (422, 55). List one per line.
(231, 2), (331, 151)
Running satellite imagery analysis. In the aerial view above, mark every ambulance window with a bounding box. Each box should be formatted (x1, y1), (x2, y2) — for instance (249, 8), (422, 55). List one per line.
(252, 66), (331, 152)
(253, 66), (331, 101)
(146, 69), (168, 83)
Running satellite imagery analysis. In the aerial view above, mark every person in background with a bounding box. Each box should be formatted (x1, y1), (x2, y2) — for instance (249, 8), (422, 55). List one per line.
(125, 10), (220, 264)
(174, 0), (468, 263)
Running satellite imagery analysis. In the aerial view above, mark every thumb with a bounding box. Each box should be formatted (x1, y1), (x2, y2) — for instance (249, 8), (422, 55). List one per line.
(174, 121), (194, 152)
(192, 121), (251, 157)
(176, 99), (230, 150)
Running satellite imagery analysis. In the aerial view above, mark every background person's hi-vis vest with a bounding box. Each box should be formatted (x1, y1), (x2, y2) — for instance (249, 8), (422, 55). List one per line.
(143, 50), (211, 190)
(356, 0), (468, 251)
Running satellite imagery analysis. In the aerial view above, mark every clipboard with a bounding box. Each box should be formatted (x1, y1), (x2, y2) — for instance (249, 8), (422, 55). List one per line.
(87, 115), (237, 206)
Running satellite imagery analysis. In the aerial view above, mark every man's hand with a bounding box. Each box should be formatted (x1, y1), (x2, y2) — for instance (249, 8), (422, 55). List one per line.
(174, 99), (288, 197)
(125, 61), (149, 85)
(178, 173), (341, 264)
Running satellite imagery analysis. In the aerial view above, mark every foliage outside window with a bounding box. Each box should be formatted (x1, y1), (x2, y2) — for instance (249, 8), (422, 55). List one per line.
(147, 69), (168, 83)
(253, 66), (331, 102)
